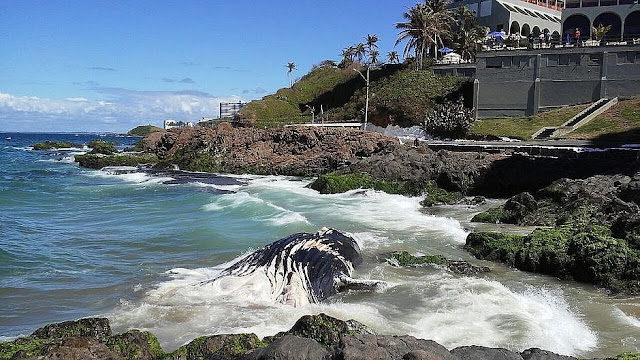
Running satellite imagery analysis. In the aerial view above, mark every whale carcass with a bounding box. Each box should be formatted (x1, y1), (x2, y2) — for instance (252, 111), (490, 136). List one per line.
(203, 228), (381, 305)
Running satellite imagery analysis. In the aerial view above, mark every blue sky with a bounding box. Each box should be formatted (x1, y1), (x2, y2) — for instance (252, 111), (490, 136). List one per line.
(0, 0), (418, 133)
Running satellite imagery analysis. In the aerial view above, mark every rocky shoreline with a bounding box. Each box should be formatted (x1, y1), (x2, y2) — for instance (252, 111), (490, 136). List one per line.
(2, 314), (636, 360)
(73, 125), (640, 294)
(63, 125), (640, 358)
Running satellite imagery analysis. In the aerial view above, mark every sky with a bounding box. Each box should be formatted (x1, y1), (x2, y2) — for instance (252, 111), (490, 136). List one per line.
(0, 0), (418, 133)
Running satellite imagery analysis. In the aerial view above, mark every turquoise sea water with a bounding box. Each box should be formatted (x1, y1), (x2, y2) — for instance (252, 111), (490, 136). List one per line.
(1, 132), (638, 357)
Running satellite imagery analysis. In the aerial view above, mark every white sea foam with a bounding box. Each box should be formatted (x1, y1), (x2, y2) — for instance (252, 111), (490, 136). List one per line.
(406, 275), (597, 356)
(86, 170), (174, 185)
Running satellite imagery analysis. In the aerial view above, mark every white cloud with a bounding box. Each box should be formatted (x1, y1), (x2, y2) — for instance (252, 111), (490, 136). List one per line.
(0, 90), (243, 133)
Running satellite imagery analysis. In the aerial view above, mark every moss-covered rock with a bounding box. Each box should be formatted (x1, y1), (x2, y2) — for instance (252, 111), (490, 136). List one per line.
(87, 139), (119, 155)
(0, 318), (113, 360)
(31, 317), (112, 341)
(168, 333), (265, 360)
(420, 181), (464, 207)
(265, 313), (372, 352)
(75, 153), (159, 169)
(0, 337), (47, 360)
(389, 251), (490, 275)
(465, 223), (640, 294)
(107, 330), (165, 360)
(33, 140), (81, 150)
(308, 172), (422, 196)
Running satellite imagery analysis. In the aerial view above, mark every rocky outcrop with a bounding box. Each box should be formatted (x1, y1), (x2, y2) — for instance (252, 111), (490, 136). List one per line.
(465, 223), (640, 294)
(77, 126), (640, 200)
(7, 314), (633, 360)
(471, 173), (640, 250)
(387, 251), (490, 276)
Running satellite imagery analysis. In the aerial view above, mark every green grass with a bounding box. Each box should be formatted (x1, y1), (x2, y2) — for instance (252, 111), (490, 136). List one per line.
(470, 104), (588, 140)
(565, 97), (640, 142)
(127, 125), (163, 136)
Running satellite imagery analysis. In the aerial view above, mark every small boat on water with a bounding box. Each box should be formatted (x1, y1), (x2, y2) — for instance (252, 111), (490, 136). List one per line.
(5, 137), (11, 141)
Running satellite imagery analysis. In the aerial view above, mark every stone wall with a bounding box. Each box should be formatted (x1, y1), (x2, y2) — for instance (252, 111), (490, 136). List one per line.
(433, 45), (640, 118)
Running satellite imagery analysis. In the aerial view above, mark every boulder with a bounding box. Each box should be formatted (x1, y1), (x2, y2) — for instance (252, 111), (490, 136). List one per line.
(339, 334), (456, 360)
(451, 345), (523, 360)
(266, 313), (372, 351)
(241, 335), (328, 360)
(169, 333), (264, 360)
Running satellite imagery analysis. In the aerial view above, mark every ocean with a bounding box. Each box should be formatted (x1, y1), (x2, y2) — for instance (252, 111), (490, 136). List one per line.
(0, 132), (638, 357)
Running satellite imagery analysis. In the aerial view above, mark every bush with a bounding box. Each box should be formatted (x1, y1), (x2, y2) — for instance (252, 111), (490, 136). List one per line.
(422, 97), (474, 139)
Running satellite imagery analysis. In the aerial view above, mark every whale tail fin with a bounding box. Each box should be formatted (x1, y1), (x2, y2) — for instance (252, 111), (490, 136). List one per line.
(337, 274), (386, 292)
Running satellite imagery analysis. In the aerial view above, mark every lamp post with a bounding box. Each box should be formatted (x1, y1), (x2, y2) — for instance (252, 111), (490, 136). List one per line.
(353, 67), (370, 130)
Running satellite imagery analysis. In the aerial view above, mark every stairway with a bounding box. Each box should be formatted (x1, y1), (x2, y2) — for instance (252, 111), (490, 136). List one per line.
(531, 98), (618, 140)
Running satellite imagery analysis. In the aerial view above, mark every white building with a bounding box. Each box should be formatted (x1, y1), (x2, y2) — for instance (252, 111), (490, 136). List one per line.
(453, 0), (563, 36)
(219, 101), (246, 118)
(164, 119), (194, 130)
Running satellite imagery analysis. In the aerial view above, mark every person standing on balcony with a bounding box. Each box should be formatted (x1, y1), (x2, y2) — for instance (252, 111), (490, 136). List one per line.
(574, 28), (581, 46)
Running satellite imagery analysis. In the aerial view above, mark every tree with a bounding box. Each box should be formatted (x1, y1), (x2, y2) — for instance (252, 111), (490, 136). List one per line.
(386, 50), (400, 64)
(340, 46), (355, 68)
(454, 27), (482, 61)
(593, 24), (612, 42)
(365, 34), (379, 52)
(369, 50), (380, 65)
(355, 43), (367, 63)
(285, 62), (297, 87)
(395, 2), (453, 69)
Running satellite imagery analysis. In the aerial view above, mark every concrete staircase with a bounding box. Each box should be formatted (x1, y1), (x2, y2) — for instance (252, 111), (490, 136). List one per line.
(532, 97), (618, 140)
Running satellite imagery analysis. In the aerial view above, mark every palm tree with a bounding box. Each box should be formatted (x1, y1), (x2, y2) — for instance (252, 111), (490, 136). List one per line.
(340, 46), (355, 68)
(395, 1), (454, 68)
(365, 34), (379, 52)
(369, 50), (380, 65)
(454, 27), (481, 61)
(285, 62), (296, 87)
(355, 43), (367, 63)
(386, 50), (400, 64)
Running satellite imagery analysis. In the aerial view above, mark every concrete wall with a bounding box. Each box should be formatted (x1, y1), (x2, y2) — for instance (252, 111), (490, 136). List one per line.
(434, 45), (640, 118)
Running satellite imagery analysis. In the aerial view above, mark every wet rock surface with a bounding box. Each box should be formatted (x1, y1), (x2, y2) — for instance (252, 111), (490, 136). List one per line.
(3, 314), (635, 360)
(85, 127), (639, 199)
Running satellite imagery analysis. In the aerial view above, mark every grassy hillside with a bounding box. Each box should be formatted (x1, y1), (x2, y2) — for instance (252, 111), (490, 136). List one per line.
(128, 125), (163, 136)
(470, 105), (589, 140)
(470, 97), (640, 142)
(238, 63), (470, 128)
(238, 64), (362, 127)
(565, 97), (640, 142)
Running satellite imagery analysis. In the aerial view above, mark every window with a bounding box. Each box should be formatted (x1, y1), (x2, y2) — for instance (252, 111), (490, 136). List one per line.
(588, 54), (602, 66)
(486, 57), (503, 68)
(547, 54), (559, 66)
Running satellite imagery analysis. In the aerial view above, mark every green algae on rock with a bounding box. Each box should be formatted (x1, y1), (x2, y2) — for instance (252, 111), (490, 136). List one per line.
(33, 140), (81, 150)
(75, 153), (159, 169)
(465, 223), (640, 294)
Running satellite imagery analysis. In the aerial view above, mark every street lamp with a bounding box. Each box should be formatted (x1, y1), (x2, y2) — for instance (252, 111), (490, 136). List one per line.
(353, 67), (370, 130)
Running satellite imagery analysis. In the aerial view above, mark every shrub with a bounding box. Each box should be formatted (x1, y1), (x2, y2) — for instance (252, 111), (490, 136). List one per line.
(422, 97), (474, 139)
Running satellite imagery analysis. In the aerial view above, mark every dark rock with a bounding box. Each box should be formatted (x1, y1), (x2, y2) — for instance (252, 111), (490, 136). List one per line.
(520, 347), (576, 360)
(241, 335), (329, 360)
(106, 330), (164, 360)
(339, 334), (456, 360)
(267, 313), (372, 351)
(32, 318), (112, 341)
(39, 337), (122, 360)
(465, 223), (640, 295)
(169, 333), (264, 360)
(451, 345), (523, 360)
(388, 251), (490, 276)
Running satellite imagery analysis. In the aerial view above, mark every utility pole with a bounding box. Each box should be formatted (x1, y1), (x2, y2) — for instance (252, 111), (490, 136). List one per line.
(353, 67), (370, 130)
